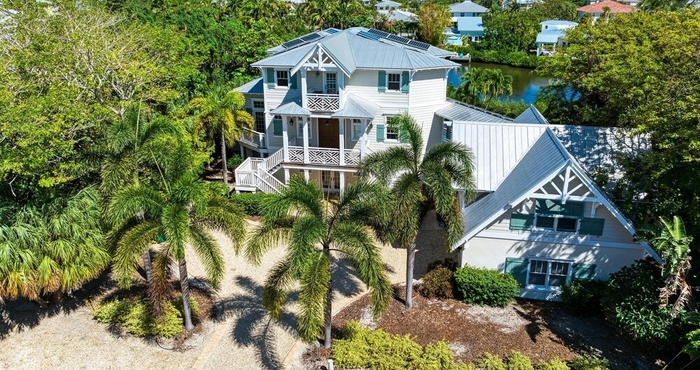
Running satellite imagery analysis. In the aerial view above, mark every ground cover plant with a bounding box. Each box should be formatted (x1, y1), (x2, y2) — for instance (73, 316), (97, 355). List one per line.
(94, 295), (198, 338)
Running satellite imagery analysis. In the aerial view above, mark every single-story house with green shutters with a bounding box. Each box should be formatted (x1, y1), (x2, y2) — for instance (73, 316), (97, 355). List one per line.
(447, 113), (662, 300)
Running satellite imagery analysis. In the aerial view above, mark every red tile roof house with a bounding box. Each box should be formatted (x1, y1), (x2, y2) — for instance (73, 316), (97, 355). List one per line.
(577, 1), (634, 23)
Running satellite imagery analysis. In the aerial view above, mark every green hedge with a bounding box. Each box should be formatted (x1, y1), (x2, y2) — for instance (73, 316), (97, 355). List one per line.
(446, 46), (541, 69)
(419, 262), (457, 299)
(230, 192), (278, 216)
(454, 265), (520, 307)
(94, 295), (198, 338)
(561, 279), (606, 317)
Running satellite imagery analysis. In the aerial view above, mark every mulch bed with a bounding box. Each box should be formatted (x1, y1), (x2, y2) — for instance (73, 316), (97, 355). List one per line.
(324, 285), (662, 370)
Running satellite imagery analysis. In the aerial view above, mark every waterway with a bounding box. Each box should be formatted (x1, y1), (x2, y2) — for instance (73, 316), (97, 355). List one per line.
(447, 62), (550, 104)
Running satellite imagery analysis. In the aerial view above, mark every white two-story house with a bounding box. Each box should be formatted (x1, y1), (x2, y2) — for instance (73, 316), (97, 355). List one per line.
(234, 27), (501, 194)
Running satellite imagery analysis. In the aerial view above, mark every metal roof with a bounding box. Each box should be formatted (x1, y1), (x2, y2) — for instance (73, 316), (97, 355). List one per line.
(252, 28), (457, 75)
(386, 9), (418, 23)
(269, 101), (310, 116)
(540, 20), (578, 27)
(450, 1), (488, 13)
(462, 130), (569, 240)
(513, 105), (548, 124)
(233, 77), (263, 94)
(376, 0), (401, 7)
(457, 17), (484, 32)
(331, 94), (380, 119)
(436, 99), (513, 124)
(536, 30), (565, 44)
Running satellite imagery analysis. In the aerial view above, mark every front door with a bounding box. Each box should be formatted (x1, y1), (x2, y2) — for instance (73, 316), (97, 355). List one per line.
(318, 118), (340, 148)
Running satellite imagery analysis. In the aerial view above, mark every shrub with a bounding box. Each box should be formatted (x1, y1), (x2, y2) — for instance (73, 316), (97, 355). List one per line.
(601, 258), (688, 350)
(454, 265), (520, 307)
(561, 279), (606, 316)
(93, 295), (198, 338)
(477, 353), (506, 370)
(227, 154), (243, 172)
(230, 192), (277, 216)
(535, 358), (570, 370)
(567, 356), (609, 370)
(507, 351), (534, 370)
(333, 321), (473, 370)
(419, 265), (456, 299)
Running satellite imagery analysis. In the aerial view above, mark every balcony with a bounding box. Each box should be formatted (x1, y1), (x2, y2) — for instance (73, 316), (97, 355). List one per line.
(239, 128), (266, 149)
(288, 146), (360, 166)
(306, 93), (339, 112)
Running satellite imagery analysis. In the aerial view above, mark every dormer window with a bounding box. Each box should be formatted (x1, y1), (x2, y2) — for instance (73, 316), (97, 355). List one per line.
(276, 70), (289, 87)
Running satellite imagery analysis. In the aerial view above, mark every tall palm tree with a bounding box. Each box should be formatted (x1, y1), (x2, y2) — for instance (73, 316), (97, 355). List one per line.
(106, 142), (247, 331)
(102, 104), (181, 282)
(0, 187), (109, 304)
(358, 113), (475, 308)
(188, 87), (254, 187)
(246, 176), (393, 348)
(653, 216), (694, 317)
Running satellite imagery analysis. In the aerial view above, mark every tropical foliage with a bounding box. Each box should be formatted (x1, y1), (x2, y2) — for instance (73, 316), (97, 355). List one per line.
(452, 68), (514, 109)
(246, 176), (393, 348)
(416, 0), (452, 46)
(358, 113), (476, 308)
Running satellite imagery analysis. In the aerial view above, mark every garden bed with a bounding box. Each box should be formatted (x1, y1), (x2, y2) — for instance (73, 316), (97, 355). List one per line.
(307, 285), (662, 370)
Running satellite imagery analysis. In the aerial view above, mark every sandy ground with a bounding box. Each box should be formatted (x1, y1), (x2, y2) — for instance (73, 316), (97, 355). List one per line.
(0, 212), (452, 370)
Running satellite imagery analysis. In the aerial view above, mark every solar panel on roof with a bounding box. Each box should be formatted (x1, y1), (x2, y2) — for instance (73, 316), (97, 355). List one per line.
(325, 28), (340, 34)
(368, 28), (390, 38)
(407, 40), (431, 51)
(301, 33), (322, 42)
(387, 34), (409, 44)
(357, 31), (380, 41)
(282, 38), (304, 49)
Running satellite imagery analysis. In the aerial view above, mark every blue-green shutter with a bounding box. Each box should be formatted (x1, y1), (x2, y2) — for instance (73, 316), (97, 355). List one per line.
(535, 199), (584, 217)
(290, 72), (298, 90)
(401, 71), (409, 93)
(510, 213), (534, 231)
(505, 257), (528, 287)
(442, 126), (448, 142)
(267, 69), (276, 89)
(378, 71), (386, 92)
(579, 218), (605, 236)
(376, 124), (385, 142)
(566, 202), (585, 218)
(572, 263), (597, 280)
(273, 116), (283, 136)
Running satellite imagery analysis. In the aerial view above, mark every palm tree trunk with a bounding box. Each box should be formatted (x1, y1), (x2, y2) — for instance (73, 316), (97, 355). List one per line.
(142, 250), (152, 283)
(221, 132), (228, 186)
(405, 242), (417, 308)
(324, 274), (332, 349)
(178, 259), (195, 331)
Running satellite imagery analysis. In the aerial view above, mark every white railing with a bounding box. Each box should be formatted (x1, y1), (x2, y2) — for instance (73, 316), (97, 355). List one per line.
(261, 148), (285, 173)
(289, 147), (304, 162)
(240, 128), (266, 149)
(234, 158), (257, 188)
(306, 94), (339, 112)
(257, 167), (284, 194)
(343, 150), (361, 165)
(287, 146), (360, 166)
(234, 154), (284, 194)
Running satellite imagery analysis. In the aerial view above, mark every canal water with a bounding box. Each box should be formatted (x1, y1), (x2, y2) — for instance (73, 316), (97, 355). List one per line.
(447, 62), (550, 104)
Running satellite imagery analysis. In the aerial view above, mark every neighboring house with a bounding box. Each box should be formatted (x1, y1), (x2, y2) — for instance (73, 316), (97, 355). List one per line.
(375, 0), (417, 24)
(503, 0), (542, 9)
(577, 0), (634, 22)
(536, 20), (577, 56)
(448, 111), (660, 300)
(445, 1), (487, 45)
(234, 27), (480, 194)
(376, 0), (401, 13)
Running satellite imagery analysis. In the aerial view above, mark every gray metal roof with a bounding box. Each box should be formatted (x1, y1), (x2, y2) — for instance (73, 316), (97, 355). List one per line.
(387, 9), (418, 23)
(234, 77), (263, 94)
(536, 30), (565, 44)
(513, 105), (548, 124)
(541, 20), (578, 27)
(269, 101), (311, 116)
(462, 129), (569, 240)
(436, 99), (513, 123)
(376, 1), (401, 7)
(252, 28), (457, 75)
(450, 1), (488, 13)
(457, 17), (484, 32)
(331, 94), (380, 119)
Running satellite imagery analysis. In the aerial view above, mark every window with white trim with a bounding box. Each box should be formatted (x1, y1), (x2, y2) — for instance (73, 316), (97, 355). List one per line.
(276, 70), (289, 87)
(252, 100), (265, 132)
(528, 259), (570, 288)
(387, 73), (401, 91)
(296, 118), (312, 139)
(385, 116), (399, 141)
(351, 119), (363, 141)
(535, 215), (580, 232)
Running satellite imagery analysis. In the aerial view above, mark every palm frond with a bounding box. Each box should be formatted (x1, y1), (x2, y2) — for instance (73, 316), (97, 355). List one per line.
(245, 219), (294, 265)
(112, 221), (161, 288)
(288, 216), (326, 277)
(389, 172), (424, 247)
(106, 186), (164, 228)
(262, 257), (296, 321)
(197, 195), (248, 254)
(421, 161), (455, 215)
(189, 225), (225, 289)
(148, 250), (175, 317)
(297, 251), (331, 343)
(337, 180), (393, 244)
(394, 112), (424, 166)
(422, 141), (476, 189)
(267, 175), (324, 221)
(162, 204), (190, 261)
(356, 146), (414, 183)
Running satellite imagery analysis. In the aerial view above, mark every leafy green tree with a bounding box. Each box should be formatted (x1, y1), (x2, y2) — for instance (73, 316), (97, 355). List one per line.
(417, 0), (452, 45)
(0, 187), (109, 303)
(532, 0), (578, 21)
(106, 141), (247, 331)
(358, 113), (476, 308)
(454, 68), (514, 109)
(639, 0), (698, 11)
(188, 88), (254, 186)
(482, 7), (542, 52)
(246, 176), (393, 348)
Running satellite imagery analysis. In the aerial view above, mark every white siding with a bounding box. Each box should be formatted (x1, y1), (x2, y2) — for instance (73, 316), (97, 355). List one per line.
(344, 70), (409, 109)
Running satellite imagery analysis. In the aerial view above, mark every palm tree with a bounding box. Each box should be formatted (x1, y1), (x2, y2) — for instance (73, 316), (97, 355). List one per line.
(106, 142), (247, 331)
(653, 216), (694, 317)
(358, 113), (475, 308)
(0, 187), (109, 304)
(188, 87), (254, 187)
(246, 176), (393, 348)
(101, 104), (181, 282)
